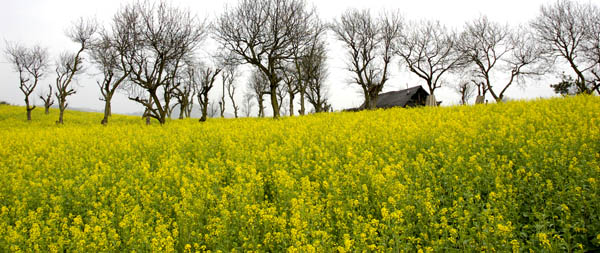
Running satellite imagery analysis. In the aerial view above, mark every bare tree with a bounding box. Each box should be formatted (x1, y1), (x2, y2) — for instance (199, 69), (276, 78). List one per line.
(196, 62), (223, 122)
(55, 18), (97, 124)
(276, 80), (288, 114)
(396, 20), (462, 100)
(90, 30), (131, 125)
(39, 84), (54, 114)
(215, 0), (317, 119)
(459, 16), (545, 102)
(173, 62), (197, 119)
(453, 80), (475, 105)
(4, 42), (49, 120)
(241, 91), (255, 117)
(331, 9), (402, 110)
(118, 1), (208, 124)
(249, 68), (269, 117)
(223, 64), (240, 118)
(531, 0), (598, 94)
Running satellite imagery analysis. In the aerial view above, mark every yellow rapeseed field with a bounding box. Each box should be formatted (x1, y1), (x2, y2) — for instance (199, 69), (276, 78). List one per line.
(0, 96), (599, 252)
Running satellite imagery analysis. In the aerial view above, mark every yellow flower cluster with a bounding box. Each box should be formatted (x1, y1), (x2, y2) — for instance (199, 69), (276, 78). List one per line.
(0, 95), (599, 251)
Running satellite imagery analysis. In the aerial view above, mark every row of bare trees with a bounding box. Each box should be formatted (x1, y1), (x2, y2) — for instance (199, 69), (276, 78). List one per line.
(4, 0), (599, 123)
(332, 0), (599, 109)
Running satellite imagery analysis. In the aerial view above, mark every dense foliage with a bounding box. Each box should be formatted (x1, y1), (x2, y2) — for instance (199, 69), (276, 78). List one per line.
(0, 96), (599, 252)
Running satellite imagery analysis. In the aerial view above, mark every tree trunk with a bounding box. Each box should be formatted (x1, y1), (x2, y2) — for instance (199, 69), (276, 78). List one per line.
(426, 95), (437, 106)
(299, 91), (305, 115)
(288, 92), (295, 116)
(200, 95), (208, 122)
(178, 103), (185, 119)
(25, 99), (32, 121)
(232, 103), (238, 118)
(258, 96), (264, 118)
(366, 92), (378, 110)
(269, 85), (280, 119)
(58, 108), (65, 124)
(44, 106), (50, 114)
(101, 99), (111, 125)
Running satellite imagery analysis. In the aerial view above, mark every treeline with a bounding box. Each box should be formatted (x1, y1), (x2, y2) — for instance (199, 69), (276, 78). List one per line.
(4, 0), (600, 124)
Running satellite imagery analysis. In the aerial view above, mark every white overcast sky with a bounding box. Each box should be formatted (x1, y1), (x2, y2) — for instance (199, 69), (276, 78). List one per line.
(0, 0), (579, 115)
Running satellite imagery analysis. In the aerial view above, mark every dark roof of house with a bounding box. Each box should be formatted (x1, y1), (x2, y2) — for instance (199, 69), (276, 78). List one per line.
(374, 86), (428, 108)
(344, 86), (431, 112)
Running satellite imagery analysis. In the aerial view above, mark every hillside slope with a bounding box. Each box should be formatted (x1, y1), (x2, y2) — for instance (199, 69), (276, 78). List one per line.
(0, 96), (599, 251)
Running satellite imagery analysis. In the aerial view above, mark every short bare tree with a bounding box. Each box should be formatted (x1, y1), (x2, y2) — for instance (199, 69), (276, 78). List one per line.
(215, 0), (317, 119)
(531, 0), (598, 94)
(459, 16), (545, 102)
(39, 84), (54, 114)
(55, 18), (97, 124)
(453, 80), (476, 105)
(331, 9), (402, 110)
(4, 42), (49, 120)
(396, 20), (462, 99)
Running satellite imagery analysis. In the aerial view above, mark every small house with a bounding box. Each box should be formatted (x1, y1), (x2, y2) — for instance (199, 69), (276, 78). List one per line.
(346, 86), (437, 111)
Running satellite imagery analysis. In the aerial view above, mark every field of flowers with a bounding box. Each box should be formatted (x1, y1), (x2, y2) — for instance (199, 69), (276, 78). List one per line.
(0, 96), (599, 252)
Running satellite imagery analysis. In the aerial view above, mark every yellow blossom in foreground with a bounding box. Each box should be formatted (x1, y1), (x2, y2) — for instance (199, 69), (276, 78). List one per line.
(0, 96), (599, 251)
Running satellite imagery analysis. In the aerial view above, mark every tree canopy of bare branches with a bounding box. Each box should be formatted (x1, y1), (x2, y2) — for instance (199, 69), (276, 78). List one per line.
(458, 16), (545, 102)
(4, 42), (49, 120)
(331, 9), (402, 110)
(531, 0), (599, 94)
(118, 1), (207, 124)
(55, 18), (97, 124)
(39, 84), (54, 114)
(215, 0), (317, 119)
(396, 20), (461, 97)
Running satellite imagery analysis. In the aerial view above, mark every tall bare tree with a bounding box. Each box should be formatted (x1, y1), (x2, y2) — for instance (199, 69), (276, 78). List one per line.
(396, 20), (462, 100)
(331, 9), (402, 110)
(39, 84), (54, 114)
(118, 1), (207, 124)
(90, 30), (131, 125)
(459, 16), (545, 102)
(215, 0), (317, 119)
(55, 18), (97, 124)
(531, 0), (598, 94)
(4, 42), (49, 120)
